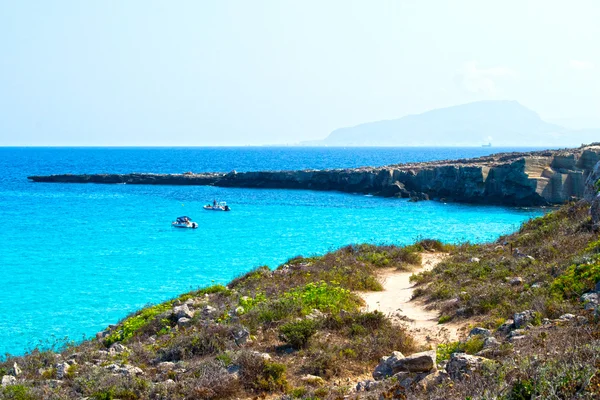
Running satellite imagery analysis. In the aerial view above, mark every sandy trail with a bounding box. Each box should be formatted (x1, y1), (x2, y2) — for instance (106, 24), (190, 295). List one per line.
(360, 253), (465, 345)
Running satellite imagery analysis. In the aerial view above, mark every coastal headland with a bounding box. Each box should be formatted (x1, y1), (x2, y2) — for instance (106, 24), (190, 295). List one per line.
(29, 144), (600, 206)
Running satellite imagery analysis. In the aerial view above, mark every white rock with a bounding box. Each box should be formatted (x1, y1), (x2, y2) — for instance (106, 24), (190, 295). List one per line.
(446, 353), (490, 380)
(10, 363), (21, 377)
(1, 375), (17, 387)
(108, 343), (129, 355)
(173, 304), (194, 319)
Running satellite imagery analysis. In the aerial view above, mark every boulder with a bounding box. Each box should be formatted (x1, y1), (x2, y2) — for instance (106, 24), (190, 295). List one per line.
(446, 353), (490, 380)
(233, 327), (250, 345)
(509, 335), (527, 343)
(373, 351), (405, 380)
(105, 363), (144, 377)
(202, 305), (217, 318)
(390, 350), (436, 374)
(250, 351), (271, 361)
(56, 362), (70, 379)
(157, 362), (176, 372)
(513, 310), (536, 328)
(509, 277), (524, 286)
(9, 363), (21, 377)
(483, 336), (500, 348)
(1, 375), (17, 387)
(96, 330), (110, 340)
(355, 379), (382, 392)
(173, 304), (194, 319)
(497, 319), (515, 333)
(468, 327), (491, 337)
(108, 343), (129, 355)
(416, 370), (450, 392)
(301, 374), (325, 386)
(177, 317), (191, 327)
(558, 313), (576, 320)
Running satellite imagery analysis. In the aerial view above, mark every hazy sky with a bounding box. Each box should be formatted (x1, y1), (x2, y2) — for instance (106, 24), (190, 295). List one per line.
(1, 1), (598, 146)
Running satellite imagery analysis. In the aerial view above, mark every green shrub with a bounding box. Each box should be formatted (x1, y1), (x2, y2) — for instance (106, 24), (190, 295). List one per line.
(279, 319), (319, 348)
(0, 385), (36, 400)
(438, 315), (452, 324)
(436, 341), (462, 362)
(507, 379), (536, 400)
(104, 302), (173, 345)
(238, 352), (288, 393)
(551, 260), (600, 299)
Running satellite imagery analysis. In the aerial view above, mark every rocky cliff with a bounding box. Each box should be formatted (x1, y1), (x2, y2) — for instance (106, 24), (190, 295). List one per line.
(28, 144), (600, 206)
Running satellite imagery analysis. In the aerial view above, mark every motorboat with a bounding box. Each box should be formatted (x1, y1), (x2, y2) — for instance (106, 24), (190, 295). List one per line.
(172, 216), (198, 229)
(203, 201), (231, 211)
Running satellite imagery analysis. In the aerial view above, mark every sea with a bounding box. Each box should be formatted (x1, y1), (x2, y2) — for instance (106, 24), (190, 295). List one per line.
(0, 147), (546, 356)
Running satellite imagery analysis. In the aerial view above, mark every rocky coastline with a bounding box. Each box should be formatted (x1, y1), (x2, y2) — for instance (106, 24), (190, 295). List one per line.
(29, 144), (600, 206)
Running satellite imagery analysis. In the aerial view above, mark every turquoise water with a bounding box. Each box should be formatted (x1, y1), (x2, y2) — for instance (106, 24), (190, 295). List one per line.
(0, 147), (545, 356)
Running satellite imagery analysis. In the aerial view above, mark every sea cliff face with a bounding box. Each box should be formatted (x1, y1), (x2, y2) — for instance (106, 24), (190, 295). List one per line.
(29, 145), (600, 206)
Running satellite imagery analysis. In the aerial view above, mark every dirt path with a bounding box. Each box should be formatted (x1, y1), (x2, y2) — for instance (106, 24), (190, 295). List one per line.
(360, 253), (466, 345)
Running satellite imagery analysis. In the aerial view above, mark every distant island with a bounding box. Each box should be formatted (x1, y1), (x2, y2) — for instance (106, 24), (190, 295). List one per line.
(301, 100), (599, 147)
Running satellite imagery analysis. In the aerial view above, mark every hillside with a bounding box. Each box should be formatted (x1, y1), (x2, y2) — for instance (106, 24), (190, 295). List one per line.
(309, 101), (599, 147)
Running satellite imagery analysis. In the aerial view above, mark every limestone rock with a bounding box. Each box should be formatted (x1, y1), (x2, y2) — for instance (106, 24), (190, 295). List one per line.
(497, 319), (515, 333)
(177, 317), (191, 327)
(9, 363), (21, 377)
(105, 363), (144, 376)
(513, 310), (536, 328)
(96, 330), (110, 341)
(373, 351), (405, 380)
(1, 375), (17, 387)
(250, 351), (271, 361)
(108, 343), (129, 355)
(355, 379), (382, 392)
(56, 362), (70, 379)
(233, 327), (250, 345)
(584, 160), (600, 201)
(446, 353), (490, 380)
(157, 362), (176, 372)
(509, 277), (524, 286)
(416, 370), (450, 392)
(202, 305), (217, 318)
(173, 304), (194, 319)
(390, 350), (436, 374)
(301, 374), (325, 386)
(558, 313), (576, 320)
(468, 327), (491, 337)
(483, 336), (500, 348)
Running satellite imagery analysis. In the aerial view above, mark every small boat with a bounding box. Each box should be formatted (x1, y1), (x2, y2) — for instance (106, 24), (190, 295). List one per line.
(172, 216), (198, 229)
(203, 201), (231, 211)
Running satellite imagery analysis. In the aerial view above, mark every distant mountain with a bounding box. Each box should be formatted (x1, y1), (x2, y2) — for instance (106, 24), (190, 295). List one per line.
(304, 101), (598, 147)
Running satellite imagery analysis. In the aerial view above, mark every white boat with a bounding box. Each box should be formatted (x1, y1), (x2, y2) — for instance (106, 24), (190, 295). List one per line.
(203, 201), (231, 211)
(171, 216), (198, 229)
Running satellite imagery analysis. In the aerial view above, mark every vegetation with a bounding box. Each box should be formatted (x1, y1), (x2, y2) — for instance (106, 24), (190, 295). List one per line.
(411, 201), (597, 326)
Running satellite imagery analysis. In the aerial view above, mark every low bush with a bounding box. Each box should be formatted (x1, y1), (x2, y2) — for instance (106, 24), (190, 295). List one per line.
(279, 319), (319, 348)
(104, 302), (173, 346)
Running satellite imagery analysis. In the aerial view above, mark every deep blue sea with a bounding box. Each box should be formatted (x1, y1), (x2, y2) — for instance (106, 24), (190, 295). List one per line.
(0, 147), (546, 356)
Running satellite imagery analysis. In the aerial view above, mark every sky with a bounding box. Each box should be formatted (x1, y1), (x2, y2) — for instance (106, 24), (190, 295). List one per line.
(0, 0), (599, 146)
